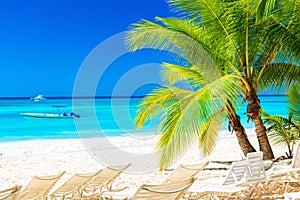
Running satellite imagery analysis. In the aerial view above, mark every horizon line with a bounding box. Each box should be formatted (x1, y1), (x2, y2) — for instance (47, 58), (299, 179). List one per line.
(0, 96), (146, 100)
(0, 94), (287, 99)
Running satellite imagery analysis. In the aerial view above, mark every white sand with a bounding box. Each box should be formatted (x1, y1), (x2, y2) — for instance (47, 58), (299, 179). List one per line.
(0, 128), (287, 194)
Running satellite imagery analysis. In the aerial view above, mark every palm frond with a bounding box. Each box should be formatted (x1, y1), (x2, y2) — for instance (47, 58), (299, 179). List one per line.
(155, 74), (246, 168)
(156, 91), (206, 169)
(256, 0), (277, 22)
(160, 62), (206, 88)
(264, 115), (299, 147)
(135, 86), (181, 129)
(167, 0), (246, 63)
(196, 74), (249, 109)
(263, 0), (300, 61)
(287, 84), (300, 122)
(156, 89), (226, 169)
(127, 18), (206, 55)
(198, 108), (225, 156)
(255, 63), (300, 93)
(127, 16), (237, 72)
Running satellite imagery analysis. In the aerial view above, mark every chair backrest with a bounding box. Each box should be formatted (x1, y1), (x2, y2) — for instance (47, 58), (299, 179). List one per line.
(222, 160), (249, 185)
(291, 142), (300, 168)
(0, 185), (21, 200)
(246, 151), (266, 180)
(132, 178), (194, 200)
(164, 161), (209, 183)
(85, 164), (131, 191)
(19, 171), (65, 200)
(51, 170), (101, 197)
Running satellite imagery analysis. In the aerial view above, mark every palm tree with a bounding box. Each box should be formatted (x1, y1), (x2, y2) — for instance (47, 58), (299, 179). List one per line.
(249, 0), (300, 158)
(126, 0), (300, 167)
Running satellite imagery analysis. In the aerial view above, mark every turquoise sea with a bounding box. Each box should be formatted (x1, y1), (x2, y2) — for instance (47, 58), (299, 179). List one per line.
(0, 96), (288, 143)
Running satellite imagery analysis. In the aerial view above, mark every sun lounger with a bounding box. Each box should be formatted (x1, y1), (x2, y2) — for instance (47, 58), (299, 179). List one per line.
(246, 151), (266, 181)
(187, 175), (280, 200)
(131, 178), (195, 200)
(19, 171), (65, 200)
(81, 164), (131, 199)
(185, 153), (268, 199)
(244, 169), (300, 199)
(100, 161), (207, 200)
(164, 161), (209, 183)
(188, 168), (300, 199)
(185, 160), (251, 199)
(49, 170), (101, 200)
(0, 185), (21, 200)
(222, 160), (250, 185)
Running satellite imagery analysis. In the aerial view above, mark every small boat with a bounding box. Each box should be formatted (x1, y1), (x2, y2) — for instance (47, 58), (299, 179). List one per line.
(20, 112), (78, 118)
(30, 95), (46, 102)
(20, 105), (80, 119)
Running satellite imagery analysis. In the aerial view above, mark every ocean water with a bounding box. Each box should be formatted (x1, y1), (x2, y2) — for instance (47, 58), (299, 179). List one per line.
(0, 96), (288, 142)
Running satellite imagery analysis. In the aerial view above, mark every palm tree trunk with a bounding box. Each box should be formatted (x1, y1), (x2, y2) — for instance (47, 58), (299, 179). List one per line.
(227, 102), (256, 156)
(246, 90), (275, 160)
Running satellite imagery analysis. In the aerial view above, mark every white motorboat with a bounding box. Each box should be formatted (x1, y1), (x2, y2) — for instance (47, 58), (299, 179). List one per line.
(20, 112), (76, 118)
(30, 95), (46, 102)
(20, 105), (80, 119)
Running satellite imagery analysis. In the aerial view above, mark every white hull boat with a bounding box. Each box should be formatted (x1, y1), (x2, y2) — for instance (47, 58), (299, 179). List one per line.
(30, 95), (46, 102)
(20, 112), (78, 118)
(21, 105), (80, 119)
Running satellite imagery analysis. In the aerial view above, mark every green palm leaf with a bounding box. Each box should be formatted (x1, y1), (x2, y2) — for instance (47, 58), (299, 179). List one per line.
(263, 0), (300, 61)
(136, 74), (246, 168)
(263, 113), (300, 157)
(126, 17), (236, 81)
(156, 89), (226, 168)
(256, 63), (300, 93)
(256, 0), (277, 22)
(160, 62), (206, 88)
(135, 86), (186, 129)
(287, 84), (300, 122)
(198, 108), (225, 156)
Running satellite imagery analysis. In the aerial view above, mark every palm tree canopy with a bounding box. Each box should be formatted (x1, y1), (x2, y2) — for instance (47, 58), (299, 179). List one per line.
(127, 0), (300, 168)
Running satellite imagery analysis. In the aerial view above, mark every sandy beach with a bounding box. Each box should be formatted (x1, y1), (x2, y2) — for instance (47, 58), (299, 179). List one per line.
(0, 128), (288, 196)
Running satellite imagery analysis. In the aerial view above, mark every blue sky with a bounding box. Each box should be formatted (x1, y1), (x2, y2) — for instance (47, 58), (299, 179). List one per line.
(0, 0), (174, 97)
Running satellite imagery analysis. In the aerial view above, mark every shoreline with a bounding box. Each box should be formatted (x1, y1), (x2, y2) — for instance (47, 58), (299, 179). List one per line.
(0, 128), (287, 191)
(0, 126), (257, 144)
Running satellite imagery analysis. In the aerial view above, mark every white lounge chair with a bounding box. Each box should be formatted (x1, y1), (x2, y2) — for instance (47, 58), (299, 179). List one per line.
(246, 151), (266, 181)
(187, 152), (268, 199)
(186, 160), (251, 199)
(222, 160), (250, 185)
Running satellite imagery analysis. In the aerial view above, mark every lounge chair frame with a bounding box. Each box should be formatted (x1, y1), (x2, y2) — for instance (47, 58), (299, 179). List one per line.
(82, 164), (131, 199)
(164, 161), (209, 183)
(49, 170), (101, 200)
(19, 171), (65, 200)
(131, 178), (195, 200)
